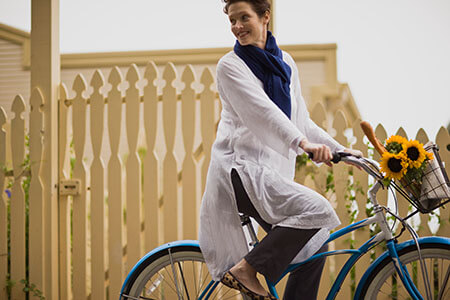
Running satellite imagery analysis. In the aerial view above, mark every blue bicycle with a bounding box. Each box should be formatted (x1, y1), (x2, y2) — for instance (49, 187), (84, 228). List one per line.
(119, 148), (450, 300)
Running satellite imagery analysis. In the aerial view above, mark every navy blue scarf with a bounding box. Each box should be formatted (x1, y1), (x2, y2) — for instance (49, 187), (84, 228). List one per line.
(234, 31), (292, 119)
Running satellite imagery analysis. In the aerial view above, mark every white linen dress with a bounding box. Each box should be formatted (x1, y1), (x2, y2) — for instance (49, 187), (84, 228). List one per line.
(198, 50), (344, 281)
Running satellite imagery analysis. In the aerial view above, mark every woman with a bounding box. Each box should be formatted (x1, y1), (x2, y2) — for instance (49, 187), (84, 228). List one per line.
(199, 1), (361, 299)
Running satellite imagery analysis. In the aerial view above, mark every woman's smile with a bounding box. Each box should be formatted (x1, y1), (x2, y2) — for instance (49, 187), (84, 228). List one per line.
(237, 31), (250, 39)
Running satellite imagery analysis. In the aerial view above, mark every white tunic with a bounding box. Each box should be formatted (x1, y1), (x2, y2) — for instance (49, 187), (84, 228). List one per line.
(199, 51), (344, 281)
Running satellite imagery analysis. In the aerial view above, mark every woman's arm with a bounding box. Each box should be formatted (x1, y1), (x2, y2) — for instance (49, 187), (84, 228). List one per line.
(285, 53), (362, 164)
(217, 55), (305, 158)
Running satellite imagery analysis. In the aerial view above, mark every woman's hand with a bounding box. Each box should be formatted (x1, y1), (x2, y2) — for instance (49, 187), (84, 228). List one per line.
(299, 139), (333, 166)
(343, 148), (363, 158)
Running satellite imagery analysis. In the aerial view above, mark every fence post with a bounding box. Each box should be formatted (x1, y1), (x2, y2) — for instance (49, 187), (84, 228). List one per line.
(30, 0), (60, 298)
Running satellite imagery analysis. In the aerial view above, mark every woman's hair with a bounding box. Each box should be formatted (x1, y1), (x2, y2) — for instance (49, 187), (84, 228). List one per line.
(222, 0), (271, 17)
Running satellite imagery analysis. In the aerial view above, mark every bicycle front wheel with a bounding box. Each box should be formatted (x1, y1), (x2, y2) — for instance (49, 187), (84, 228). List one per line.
(359, 242), (450, 300)
(121, 245), (251, 300)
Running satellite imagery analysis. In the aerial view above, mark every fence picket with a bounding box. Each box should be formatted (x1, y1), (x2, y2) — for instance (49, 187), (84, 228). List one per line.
(311, 102), (327, 130)
(125, 64), (143, 270)
(312, 102), (333, 300)
(373, 124), (388, 260)
(2, 60), (450, 300)
(436, 127), (450, 238)
(374, 123), (388, 207)
(107, 67), (125, 300)
(143, 62), (161, 252)
(415, 129), (432, 236)
(395, 127), (410, 243)
(311, 105), (332, 300)
(352, 118), (371, 287)
(200, 68), (215, 194)
(181, 65), (198, 240)
(58, 83), (72, 300)
(310, 103), (329, 194)
(72, 75), (89, 300)
(90, 70), (106, 300)
(332, 110), (353, 299)
(29, 88), (46, 299)
(162, 63), (180, 243)
(10, 95), (26, 300)
(0, 107), (7, 300)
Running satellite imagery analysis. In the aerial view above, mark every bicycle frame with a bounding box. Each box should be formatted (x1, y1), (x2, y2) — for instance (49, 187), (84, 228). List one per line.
(120, 154), (449, 300)
(199, 157), (434, 300)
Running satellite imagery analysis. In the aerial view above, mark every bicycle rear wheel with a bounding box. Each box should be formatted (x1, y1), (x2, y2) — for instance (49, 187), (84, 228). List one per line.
(359, 242), (450, 300)
(120, 245), (251, 300)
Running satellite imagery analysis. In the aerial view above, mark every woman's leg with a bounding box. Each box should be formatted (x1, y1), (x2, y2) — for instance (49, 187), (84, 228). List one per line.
(244, 226), (318, 283)
(231, 168), (272, 232)
(282, 244), (328, 300)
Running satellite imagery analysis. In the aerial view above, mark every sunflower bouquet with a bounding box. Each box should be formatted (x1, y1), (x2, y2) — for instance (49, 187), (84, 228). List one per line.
(380, 135), (433, 183)
(379, 135), (450, 212)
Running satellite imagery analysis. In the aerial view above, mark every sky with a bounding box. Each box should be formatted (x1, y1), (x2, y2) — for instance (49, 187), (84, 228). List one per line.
(1, 0), (449, 140)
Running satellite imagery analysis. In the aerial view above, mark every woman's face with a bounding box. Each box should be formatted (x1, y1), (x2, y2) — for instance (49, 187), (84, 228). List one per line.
(227, 1), (270, 49)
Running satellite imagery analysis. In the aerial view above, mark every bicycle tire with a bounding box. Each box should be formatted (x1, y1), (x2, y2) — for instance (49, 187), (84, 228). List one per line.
(359, 242), (450, 300)
(120, 245), (251, 300)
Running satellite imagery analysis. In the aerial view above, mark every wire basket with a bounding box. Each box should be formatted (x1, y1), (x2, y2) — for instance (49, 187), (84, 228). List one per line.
(392, 142), (450, 213)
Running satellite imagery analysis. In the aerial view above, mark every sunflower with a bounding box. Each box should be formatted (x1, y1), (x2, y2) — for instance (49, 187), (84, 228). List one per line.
(401, 140), (427, 169)
(380, 152), (408, 180)
(426, 151), (434, 161)
(385, 135), (408, 154)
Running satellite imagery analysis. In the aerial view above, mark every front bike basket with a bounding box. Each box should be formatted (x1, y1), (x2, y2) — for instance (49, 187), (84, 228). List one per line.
(393, 142), (450, 213)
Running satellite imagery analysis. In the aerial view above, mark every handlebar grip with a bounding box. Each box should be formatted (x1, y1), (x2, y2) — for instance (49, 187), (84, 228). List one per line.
(307, 151), (351, 163)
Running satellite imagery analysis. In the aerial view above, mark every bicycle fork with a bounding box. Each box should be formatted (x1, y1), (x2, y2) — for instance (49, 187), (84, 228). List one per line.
(370, 182), (427, 300)
(386, 240), (425, 300)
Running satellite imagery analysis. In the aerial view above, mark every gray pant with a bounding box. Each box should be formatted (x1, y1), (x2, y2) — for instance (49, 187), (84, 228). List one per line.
(231, 169), (327, 300)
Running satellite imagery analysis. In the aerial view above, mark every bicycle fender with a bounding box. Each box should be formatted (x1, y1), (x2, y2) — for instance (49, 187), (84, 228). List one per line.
(353, 236), (449, 300)
(119, 240), (200, 299)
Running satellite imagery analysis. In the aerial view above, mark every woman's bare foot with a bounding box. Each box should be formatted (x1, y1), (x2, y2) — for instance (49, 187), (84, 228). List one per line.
(229, 259), (269, 296)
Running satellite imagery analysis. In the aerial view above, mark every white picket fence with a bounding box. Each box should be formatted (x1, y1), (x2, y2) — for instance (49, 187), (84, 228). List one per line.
(1, 61), (449, 300)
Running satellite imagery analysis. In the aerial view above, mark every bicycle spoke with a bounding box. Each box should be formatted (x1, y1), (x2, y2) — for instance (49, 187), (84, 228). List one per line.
(212, 285), (241, 300)
(168, 249), (183, 299)
(191, 260), (198, 299)
(153, 268), (180, 296)
(198, 264), (213, 293)
(177, 261), (191, 300)
(437, 262), (449, 300)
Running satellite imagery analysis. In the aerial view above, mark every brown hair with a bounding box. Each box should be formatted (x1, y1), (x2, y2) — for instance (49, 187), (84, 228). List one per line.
(222, 0), (271, 18)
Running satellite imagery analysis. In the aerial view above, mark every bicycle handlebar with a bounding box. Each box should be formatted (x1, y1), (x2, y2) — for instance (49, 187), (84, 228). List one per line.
(307, 151), (352, 163)
(307, 151), (384, 180)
